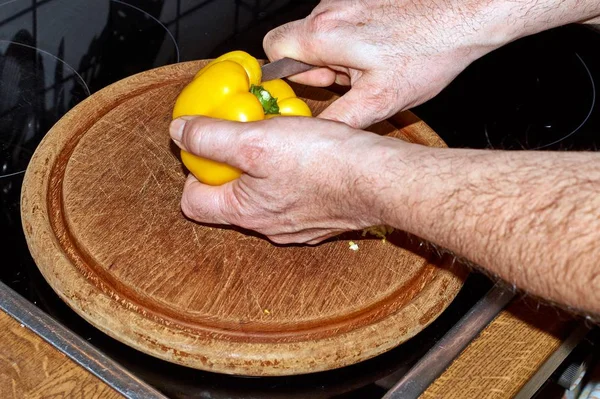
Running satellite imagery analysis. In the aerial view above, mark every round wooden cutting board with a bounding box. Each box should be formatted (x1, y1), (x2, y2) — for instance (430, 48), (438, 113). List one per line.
(21, 60), (466, 376)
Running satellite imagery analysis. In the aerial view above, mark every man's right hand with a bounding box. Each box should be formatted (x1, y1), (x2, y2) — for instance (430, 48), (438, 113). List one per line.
(264, 0), (600, 129)
(263, 0), (512, 129)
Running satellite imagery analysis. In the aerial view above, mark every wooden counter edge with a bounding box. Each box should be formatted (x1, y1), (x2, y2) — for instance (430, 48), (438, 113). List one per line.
(421, 299), (582, 399)
(0, 281), (166, 399)
(0, 296), (578, 399)
(0, 308), (123, 398)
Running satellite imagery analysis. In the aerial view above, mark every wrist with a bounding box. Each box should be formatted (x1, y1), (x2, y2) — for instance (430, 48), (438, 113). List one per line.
(420, 1), (523, 73)
(455, 0), (600, 58)
(480, 0), (600, 41)
(358, 138), (431, 231)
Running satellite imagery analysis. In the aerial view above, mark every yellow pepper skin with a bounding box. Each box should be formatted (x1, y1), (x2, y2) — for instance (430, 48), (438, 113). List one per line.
(172, 51), (312, 186)
(261, 79), (312, 119)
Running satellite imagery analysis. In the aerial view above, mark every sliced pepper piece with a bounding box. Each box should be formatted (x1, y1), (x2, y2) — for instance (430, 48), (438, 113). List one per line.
(172, 51), (312, 186)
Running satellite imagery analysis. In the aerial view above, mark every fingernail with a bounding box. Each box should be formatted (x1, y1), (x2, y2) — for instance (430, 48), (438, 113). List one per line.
(170, 118), (186, 141)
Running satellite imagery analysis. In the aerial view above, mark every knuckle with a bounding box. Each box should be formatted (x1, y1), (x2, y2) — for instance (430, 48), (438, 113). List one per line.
(360, 80), (401, 121)
(265, 5), (344, 60)
(237, 125), (267, 170)
(307, 8), (340, 36)
(239, 143), (265, 170)
(263, 23), (291, 55)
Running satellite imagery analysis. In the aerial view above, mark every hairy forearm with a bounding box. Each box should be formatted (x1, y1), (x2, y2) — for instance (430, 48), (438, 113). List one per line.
(462, 0), (600, 48)
(507, 0), (600, 34)
(373, 143), (600, 315)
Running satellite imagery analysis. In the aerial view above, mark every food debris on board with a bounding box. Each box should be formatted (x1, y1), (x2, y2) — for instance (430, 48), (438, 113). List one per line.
(348, 225), (394, 251)
(362, 225), (394, 241)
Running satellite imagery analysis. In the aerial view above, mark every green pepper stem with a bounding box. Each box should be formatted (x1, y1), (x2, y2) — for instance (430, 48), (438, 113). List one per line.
(250, 84), (280, 115)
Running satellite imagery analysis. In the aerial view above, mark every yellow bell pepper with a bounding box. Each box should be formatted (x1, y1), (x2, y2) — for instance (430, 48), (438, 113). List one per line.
(172, 51), (312, 186)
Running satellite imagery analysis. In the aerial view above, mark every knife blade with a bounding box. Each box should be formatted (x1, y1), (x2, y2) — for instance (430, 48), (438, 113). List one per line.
(261, 58), (316, 81)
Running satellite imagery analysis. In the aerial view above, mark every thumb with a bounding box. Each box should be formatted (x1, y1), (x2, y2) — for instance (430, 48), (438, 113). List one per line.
(318, 77), (399, 129)
(170, 116), (256, 173)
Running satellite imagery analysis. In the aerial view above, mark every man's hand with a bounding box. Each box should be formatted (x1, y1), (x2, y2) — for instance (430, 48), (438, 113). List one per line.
(264, 0), (600, 129)
(170, 0), (600, 315)
(263, 0), (510, 128)
(169, 116), (406, 244)
(171, 114), (600, 315)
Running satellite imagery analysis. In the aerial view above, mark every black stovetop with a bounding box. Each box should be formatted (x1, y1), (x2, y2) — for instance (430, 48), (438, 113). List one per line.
(0, 1), (598, 398)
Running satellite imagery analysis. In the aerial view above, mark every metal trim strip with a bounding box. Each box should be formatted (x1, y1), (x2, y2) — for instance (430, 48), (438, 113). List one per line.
(0, 280), (167, 399)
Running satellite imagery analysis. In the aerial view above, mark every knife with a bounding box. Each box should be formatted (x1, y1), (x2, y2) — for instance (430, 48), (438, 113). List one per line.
(261, 57), (316, 81)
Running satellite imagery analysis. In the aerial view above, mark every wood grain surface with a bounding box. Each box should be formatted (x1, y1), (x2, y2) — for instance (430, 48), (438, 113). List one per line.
(0, 303), (574, 399)
(21, 60), (466, 376)
(0, 310), (122, 399)
(421, 300), (577, 398)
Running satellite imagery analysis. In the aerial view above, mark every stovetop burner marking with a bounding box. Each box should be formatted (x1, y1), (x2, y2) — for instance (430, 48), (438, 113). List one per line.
(0, 40), (90, 179)
(0, 0), (21, 7)
(483, 122), (494, 150)
(1, 0), (181, 65)
(443, 34), (599, 152)
(0, 40), (91, 97)
(534, 52), (596, 150)
(0, 0), (182, 179)
(111, 0), (180, 63)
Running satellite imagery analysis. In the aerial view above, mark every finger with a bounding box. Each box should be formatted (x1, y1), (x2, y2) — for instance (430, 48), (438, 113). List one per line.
(170, 116), (257, 172)
(285, 67), (337, 87)
(264, 20), (316, 64)
(268, 229), (344, 245)
(305, 231), (344, 246)
(334, 73), (351, 86)
(264, 19), (354, 88)
(263, 18), (355, 69)
(318, 77), (399, 129)
(180, 174), (231, 225)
